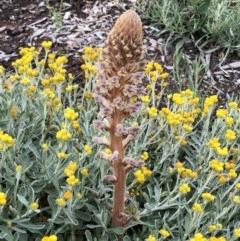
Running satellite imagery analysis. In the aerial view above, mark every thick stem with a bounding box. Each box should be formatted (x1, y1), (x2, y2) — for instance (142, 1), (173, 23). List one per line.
(110, 110), (126, 233)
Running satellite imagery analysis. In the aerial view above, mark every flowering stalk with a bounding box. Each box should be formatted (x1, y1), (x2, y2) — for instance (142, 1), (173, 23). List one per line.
(93, 10), (145, 233)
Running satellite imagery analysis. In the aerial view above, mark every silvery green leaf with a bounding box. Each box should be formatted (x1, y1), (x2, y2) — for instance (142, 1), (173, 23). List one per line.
(85, 230), (93, 241)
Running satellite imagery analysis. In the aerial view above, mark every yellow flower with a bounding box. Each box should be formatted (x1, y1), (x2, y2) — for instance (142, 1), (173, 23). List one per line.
(20, 77), (31, 85)
(41, 235), (57, 241)
(179, 183), (191, 194)
(15, 165), (22, 173)
(192, 202), (202, 212)
(225, 129), (236, 141)
(190, 233), (208, 241)
(0, 65), (5, 74)
(66, 175), (79, 186)
(56, 129), (72, 141)
(64, 107), (79, 121)
(0, 192), (7, 206)
(81, 168), (89, 176)
(63, 190), (73, 200)
(41, 41), (53, 49)
(218, 174), (227, 184)
(30, 202), (39, 210)
(66, 85), (73, 92)
(141, 151), (149, 161)
(208, 225), (217, 232)
(233, 195), (240, 204)
(159, 228), (170, 237)
(202, 192), (215, 201)
(10, 106), (18, 116)
(141, 95), (151, 104)
(41, 143), (49, 151)
(84, 145), (92, 155)
(234, 228), (240, 237)
(228, 169), (237, 178)
(148, 107), (158, 118)
(216, 108), (228, 118)
(146, 234), (156, 241)
(228, 101), (238, 108)
(57, 152), (68, 158)
(56, 197), (65, 207)
(172, 93), (184, 105)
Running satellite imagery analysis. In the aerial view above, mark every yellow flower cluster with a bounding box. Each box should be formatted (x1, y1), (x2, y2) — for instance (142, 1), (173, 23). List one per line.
(134, 167), (152, 184)
(175, 162), (197, 178)
(225, 129), (236, 141)
(64, 161), (80, 186)
(210, 159), (224, 172)
(56, 197), (65, 207)
(84, 144), (92, 155)
(202, 192), (215, 201)
(82, 46), (101, 62)
(0, 65), (5, 74)
(179, 183), (191, 194)
(64, 161), (77, 177)
(203, 95), (218, 115)
(63, 190), (73, 200)
(30, 202), (39, 210)
(0, 192), (7, 206)
(41, 235), (57, 241)
(0, 129), (14, 150)
(146, 234), (156, 241)
(141, 95), (151, 104)
(192, 202), (202, 212)
(80, 47), (100, 79)
(147, 106), (158, 118)
(144, 62), (169, 82)
(160, 90), (201, 135)
(208, 223), (222, 232)
(190, 233), (208, 241)
(12, 47), (39, 76)
(16, 165), (22, 172)
(234, 228), (240, 237)
(206, 138), (228, 157)
(41, 40), (53, 49)
(64, 107), (79, 121)
(80, 168), (89, 176)
(141, 151), (149, 161)
(56, 128), (72, 141)
(159, 228), (170, 237)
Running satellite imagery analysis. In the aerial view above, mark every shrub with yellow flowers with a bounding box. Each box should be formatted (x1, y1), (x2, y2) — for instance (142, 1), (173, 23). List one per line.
(0, 10), (240, 241)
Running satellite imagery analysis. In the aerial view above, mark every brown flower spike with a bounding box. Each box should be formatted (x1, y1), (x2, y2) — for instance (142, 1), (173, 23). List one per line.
(93, 10), (145, 236)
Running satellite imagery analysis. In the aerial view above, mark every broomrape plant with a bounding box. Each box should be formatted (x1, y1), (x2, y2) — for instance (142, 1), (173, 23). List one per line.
(0, 9), (240, 241)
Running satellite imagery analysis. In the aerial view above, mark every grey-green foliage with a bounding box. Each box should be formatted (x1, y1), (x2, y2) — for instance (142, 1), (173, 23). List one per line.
(137, 0), (240, 47)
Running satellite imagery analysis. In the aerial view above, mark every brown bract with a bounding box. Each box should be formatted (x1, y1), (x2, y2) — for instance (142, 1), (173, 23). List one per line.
(100, 10), (144, 77)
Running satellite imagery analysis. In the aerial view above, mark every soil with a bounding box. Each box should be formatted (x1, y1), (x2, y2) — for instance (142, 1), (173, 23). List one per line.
(0, 0), (240, 104)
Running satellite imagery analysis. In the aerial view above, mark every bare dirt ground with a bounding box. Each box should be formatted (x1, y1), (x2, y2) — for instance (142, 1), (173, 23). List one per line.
(0, 0), (239, 104)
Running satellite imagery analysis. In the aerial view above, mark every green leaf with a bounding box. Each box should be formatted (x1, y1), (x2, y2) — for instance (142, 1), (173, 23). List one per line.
(75, 211), (91, 221)
(17, 194), (28, 207)
(85, 230), (93, 241)
(64, 209), (78, 225)
(0, 226), (14, 241)
(109, 227), (125, 235)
